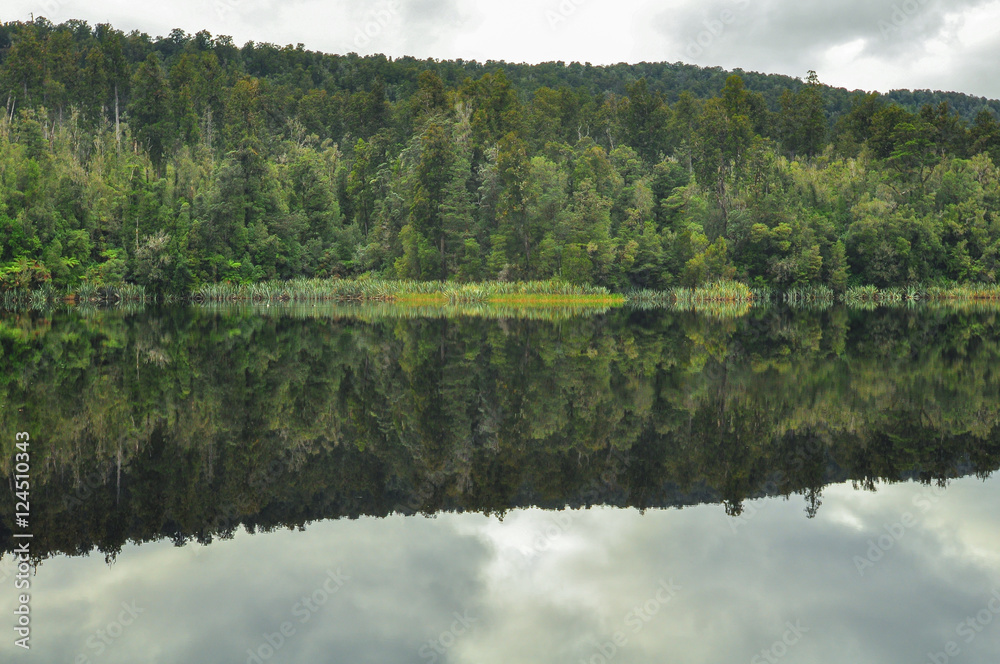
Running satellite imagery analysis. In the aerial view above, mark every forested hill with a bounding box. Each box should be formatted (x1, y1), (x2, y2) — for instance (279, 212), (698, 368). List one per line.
(3, 19), (999, 124)
(3, 17), (1000, 294)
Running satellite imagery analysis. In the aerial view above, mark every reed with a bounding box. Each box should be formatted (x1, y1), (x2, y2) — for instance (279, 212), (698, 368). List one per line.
(627, 280), (758, 307)
(843, 283), (1000, 307)
(9, 277), (1000, 314)
(783, 285), (834, 305)
(194, 300), (617, 322)
(190, 278), (618, 304)
(924, 283), (1000, 301)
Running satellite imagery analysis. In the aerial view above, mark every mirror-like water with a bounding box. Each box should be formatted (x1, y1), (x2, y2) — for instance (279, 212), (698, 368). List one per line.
(2, 305), (999, 663)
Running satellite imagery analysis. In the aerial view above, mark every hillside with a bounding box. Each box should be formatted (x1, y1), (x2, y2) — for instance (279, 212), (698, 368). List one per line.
(2, 18), (1000, 293)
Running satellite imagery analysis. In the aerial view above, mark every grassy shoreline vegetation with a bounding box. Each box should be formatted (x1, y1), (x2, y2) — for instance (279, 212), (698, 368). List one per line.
(194, 300), (621, 321)
(844, 283), (1000, 303)
(9, 278), (1000, 319)
(191, 278), (624, 305)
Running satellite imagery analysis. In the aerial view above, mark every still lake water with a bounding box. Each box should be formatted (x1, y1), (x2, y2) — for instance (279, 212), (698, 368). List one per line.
(2, 304), (1000, 663)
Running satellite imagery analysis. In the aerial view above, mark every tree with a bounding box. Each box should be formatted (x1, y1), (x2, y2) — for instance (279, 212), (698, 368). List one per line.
(82, 47), (111, 119)
(621, 78), (671, 162)
(834, 91), (883, 156)
(919, 101), (967, 158)
(346, 138), (380, 237)
(887, 121), (938, 195)
(130, 53), (174, 172)
(779, 71), (825, 158)
(694, 91), (752, 233)
(494, 132), (532, 276)
(410, 121), (453, 278)
(4, 26), (44, 104)
(287, 147), (345, 275)
(464, 70), (524, 154)
(682, 235), (733, 286)
(344, 78), (390, 139)
(668, 91), (701, 173)
(440, 112), (480, 280)
(970, 110), (1000, 163)
(868, 105), (913, 159)
(43, 29), (77, 115)
(98, 25), (129, 152)
(411, 70), (448, 122)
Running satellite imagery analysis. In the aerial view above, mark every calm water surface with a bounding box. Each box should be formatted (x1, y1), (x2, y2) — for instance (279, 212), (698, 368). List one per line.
(1, 304), (999, 663)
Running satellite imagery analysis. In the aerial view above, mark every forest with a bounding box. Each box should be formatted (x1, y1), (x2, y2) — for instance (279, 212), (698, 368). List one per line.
(3, 18), (1000, 294)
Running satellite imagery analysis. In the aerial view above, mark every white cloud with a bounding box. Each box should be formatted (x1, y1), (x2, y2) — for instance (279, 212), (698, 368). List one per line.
(3, 476), (1000, 662)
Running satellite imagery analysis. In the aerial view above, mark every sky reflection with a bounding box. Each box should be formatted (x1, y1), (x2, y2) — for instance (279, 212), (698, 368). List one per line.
(3, 475), (999, 663)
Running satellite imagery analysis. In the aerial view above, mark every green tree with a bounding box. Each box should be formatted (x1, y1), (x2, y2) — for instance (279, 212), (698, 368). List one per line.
(494, 132), (532, 277)
(779, 71), (826, 158)
(130, 54), (174, 173)
(410, 121), (453, 278)
(621, 78), (671, 162)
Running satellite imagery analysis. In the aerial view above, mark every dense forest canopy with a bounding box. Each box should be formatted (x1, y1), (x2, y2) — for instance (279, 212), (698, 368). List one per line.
(3, 18), (1000, 293)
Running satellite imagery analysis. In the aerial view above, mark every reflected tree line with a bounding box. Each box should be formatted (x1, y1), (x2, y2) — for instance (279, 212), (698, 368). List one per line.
(2, 305), (1000, 560)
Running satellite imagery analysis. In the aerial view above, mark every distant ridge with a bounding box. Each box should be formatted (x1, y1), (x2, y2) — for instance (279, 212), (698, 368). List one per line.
(2, 19), (998, 124)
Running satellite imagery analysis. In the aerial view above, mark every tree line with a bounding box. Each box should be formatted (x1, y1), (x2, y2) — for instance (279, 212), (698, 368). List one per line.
(3, 18), (1000, 293)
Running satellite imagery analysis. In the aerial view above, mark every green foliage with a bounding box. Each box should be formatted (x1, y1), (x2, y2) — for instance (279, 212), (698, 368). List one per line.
(187, 277), (616, 304)
(779, 70), (826, 158)
(2, 20), (1000, 296)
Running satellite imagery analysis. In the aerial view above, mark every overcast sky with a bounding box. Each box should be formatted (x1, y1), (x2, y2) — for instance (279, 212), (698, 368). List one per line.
(5, 0), (1000, 98)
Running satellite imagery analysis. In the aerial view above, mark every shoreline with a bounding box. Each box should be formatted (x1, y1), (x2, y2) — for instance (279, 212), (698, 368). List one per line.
(5, 279), (1000, 312)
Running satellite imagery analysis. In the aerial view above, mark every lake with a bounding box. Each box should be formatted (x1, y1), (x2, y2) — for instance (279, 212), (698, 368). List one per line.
(2, 303), (1000, 663)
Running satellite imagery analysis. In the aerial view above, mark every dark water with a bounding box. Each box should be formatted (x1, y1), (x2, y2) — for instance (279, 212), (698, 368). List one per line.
(2, 305), (1000, 663)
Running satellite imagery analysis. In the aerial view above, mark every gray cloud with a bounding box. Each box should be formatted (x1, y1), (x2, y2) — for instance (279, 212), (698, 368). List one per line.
(652, 0), (1000, 96)
(918, 34), (1000, 98)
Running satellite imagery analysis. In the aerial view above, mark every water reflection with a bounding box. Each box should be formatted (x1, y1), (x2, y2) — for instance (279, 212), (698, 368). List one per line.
(1, 305), (1000, 561)
(1, 477), (999, 663)
(3, 304), (1000, 662)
